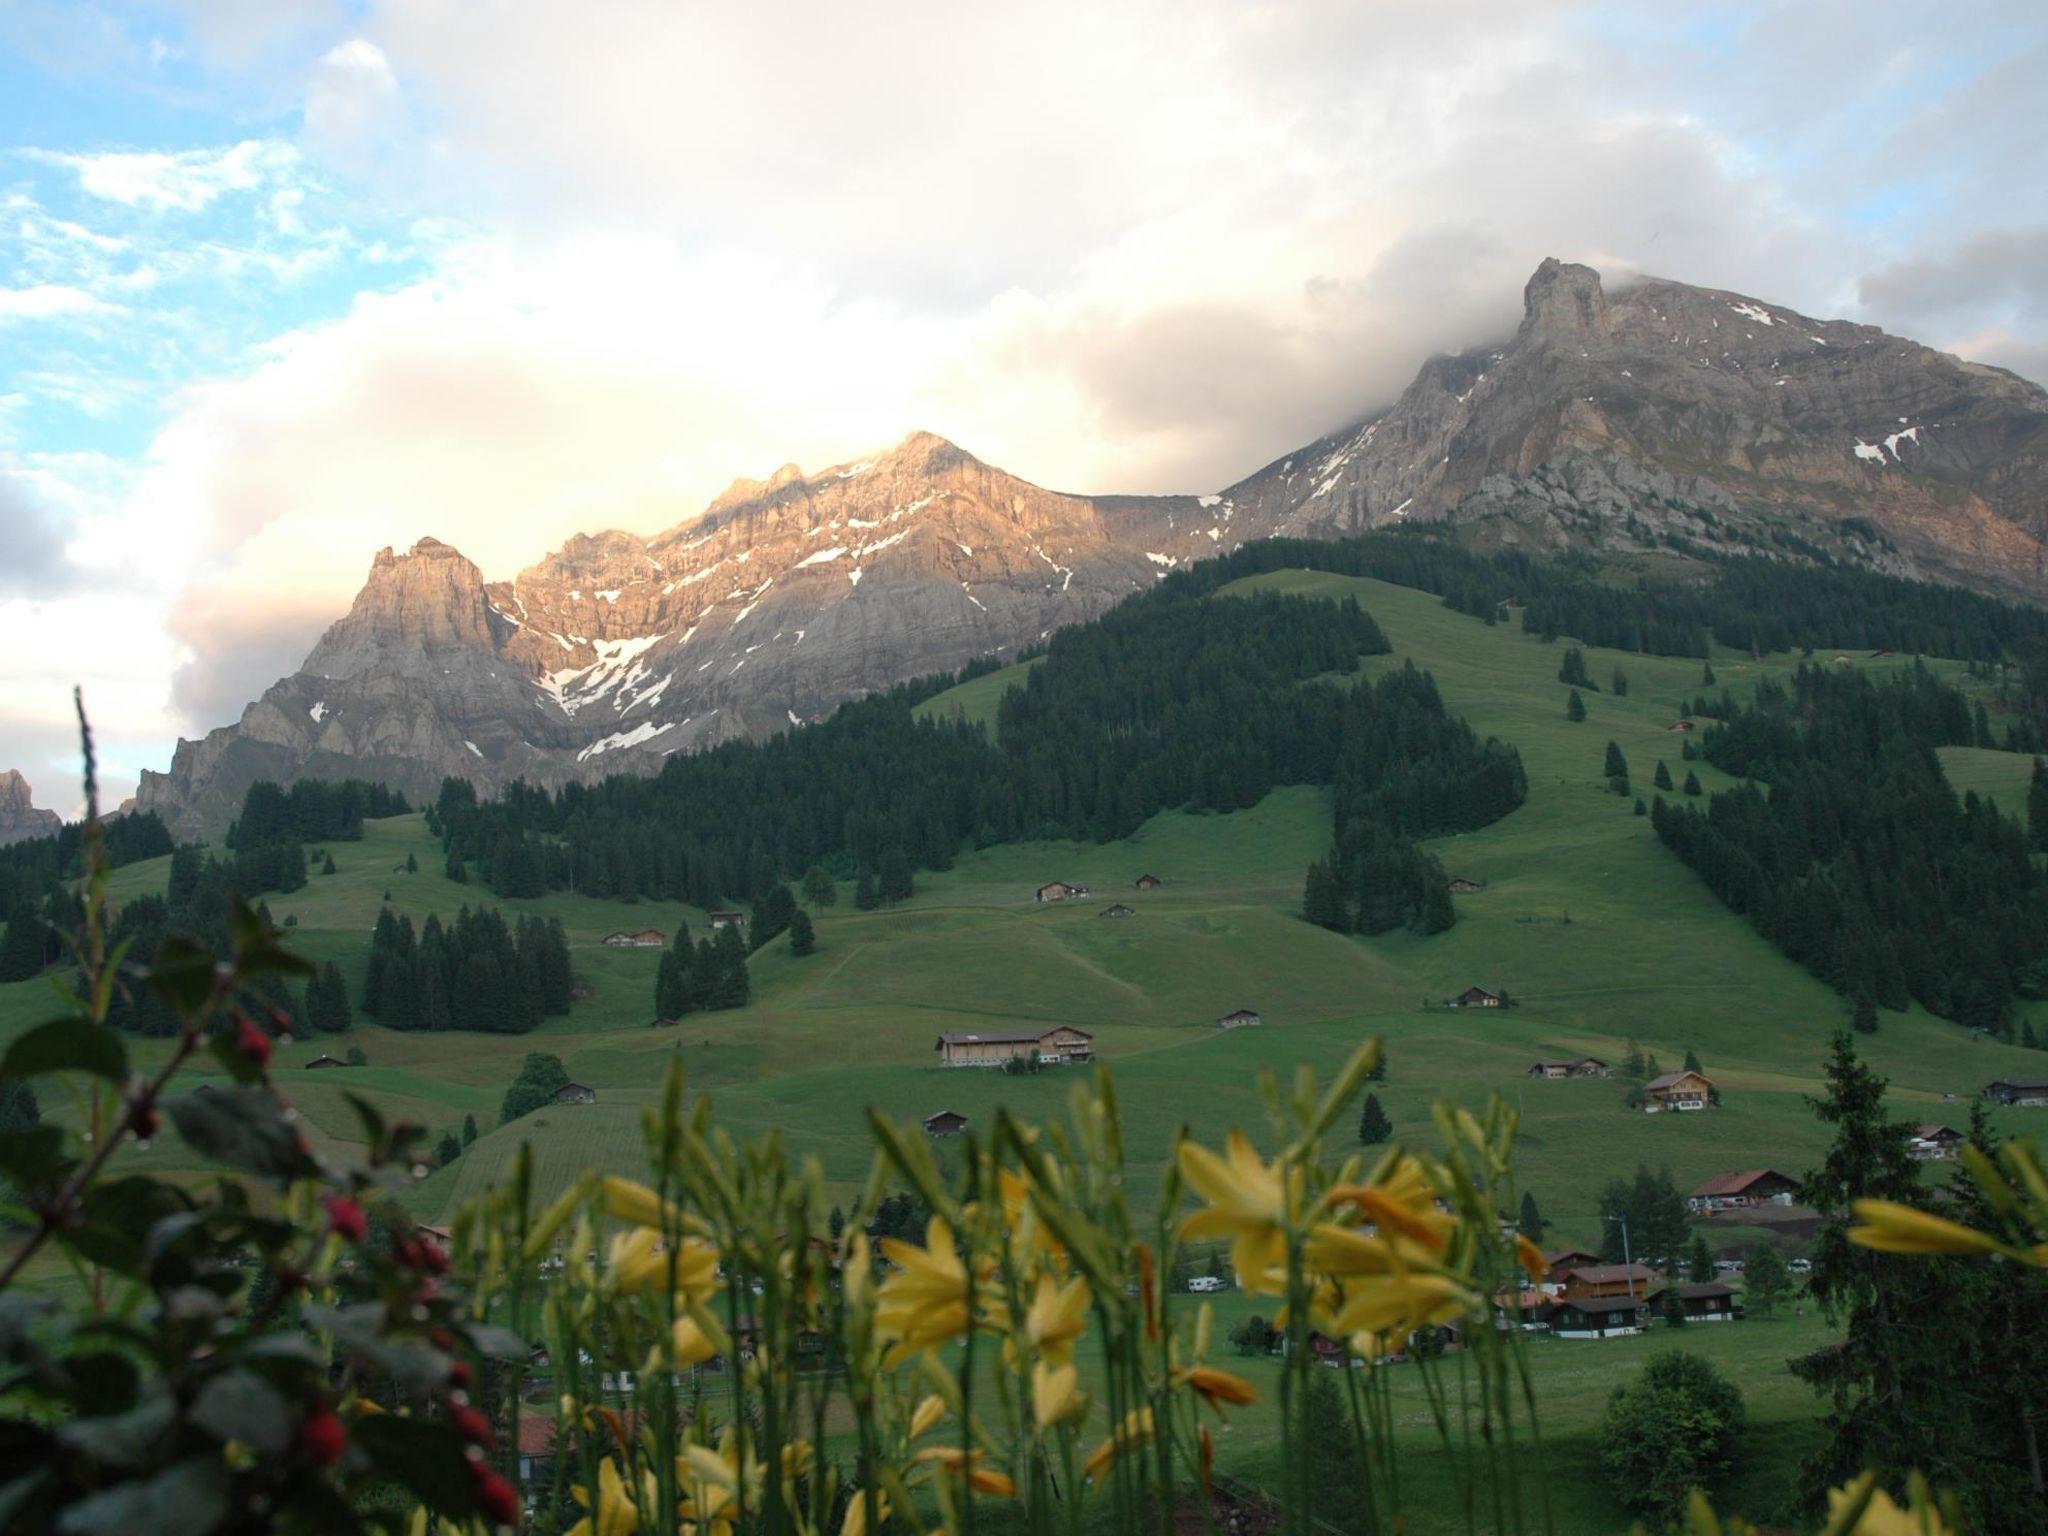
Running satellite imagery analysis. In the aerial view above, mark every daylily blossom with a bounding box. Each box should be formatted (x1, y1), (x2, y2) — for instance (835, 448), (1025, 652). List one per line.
(1032, 1360), (1084, 1428)
(566, 1457), (642, 1536)
(875, 1218), (1004, 1364)
(1172, 1363), (1259, 1418)
(1084, 1408), (1156, 1486)
(1022, 1271), (1091, 1366)
(914, 1445), (1017, 1497)
(1177, 1131), (1292, 1296)
(1848, 1200), (2004, 1257)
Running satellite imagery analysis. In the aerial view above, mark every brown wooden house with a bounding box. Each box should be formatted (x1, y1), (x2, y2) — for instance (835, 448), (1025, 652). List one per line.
(1687, 1168), (1799, 1212)
(304, 1053), (347, 1070)
(1985, 1077), (2048, 1107)
(1541, 1294), (1650, 1338)
(602, 928), (666, 948)
(934, 1026), (1095, 1068)
(1560, 1263), (1657, 1301)
(1035, 881), (1088, 903)
(1453, 986), (1504, 1008)
(707, 911), (746, 931)
(553, 1082), (597, 1105)
(1134, 874), (1163, 890)
(923, 1110), (969, 1137)
(1447, 877), (1485, 894)
(1644, 1069), (1714, 1111)
(1527, 1057), (1609, 1079)
(1667, 1282), (1743, 1324)
(1098, 903), (1136, 919)
(1217, 1008), (1263, 1030)
(1909, 1124), (1964, 1161)
(1542, 1248), (1605, 1287)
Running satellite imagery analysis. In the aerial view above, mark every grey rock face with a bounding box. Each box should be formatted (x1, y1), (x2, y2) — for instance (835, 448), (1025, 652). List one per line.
(0, 770), (62, 846)
(135, 260), (2048, 837)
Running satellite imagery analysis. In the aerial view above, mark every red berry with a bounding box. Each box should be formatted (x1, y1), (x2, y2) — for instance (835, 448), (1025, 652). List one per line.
(472, 1466), (520, 1527)
(130, 1098), (160, 1141)
(448, 1358), (474, 1392)
(450, 1403), (495, 1447)
(417, 1237), (451, 1275)
(236, 1015), (273, 1068)
(324, 1195), (369, 1242)
(298, 1402), (346, 1466)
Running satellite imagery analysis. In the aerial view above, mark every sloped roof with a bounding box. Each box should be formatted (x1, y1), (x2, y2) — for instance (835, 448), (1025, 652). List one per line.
(935, 1026), (1093, 1046)
(1690, 1168), (1797, 1198)
(1565, 1264), (1656, 1285)
(1646, 1070), (1711, 1092)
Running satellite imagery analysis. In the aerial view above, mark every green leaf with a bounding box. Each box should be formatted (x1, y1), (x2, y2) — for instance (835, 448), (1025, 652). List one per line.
(190, 1368), (291, 1454)
(59, 1351), (139, 1416)
(0, 1019), (127, 1084)
(351, 1415), (479, 1520)
(56, 1455), (227, 1536)
(54, 1389), (175, 1470)
(145, 936), (219, 1015)
(165, 1086), (318, 1180)
(0, 1125), (67, 1188)
(64, 1177), (192, 1275)
(207, 1028), (266, 1085)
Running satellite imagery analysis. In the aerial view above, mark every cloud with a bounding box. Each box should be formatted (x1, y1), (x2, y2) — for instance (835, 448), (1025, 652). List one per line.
(0, 472), (76, 596)
(301, 38), (404, 170)
(166, 585), (331, 728)
(33, 139), (301, 213)
(0, 283), (122, 321)
(1859, 228), (2048, 325)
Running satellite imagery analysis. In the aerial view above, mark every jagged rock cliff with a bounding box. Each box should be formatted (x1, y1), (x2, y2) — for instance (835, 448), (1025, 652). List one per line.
(136, 260), (2048, 837)
(0, 770), (62, 846)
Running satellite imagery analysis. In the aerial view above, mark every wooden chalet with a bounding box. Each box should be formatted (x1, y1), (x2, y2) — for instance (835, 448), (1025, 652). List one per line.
(1559, 1263), (1657, 1301)
(304, 1053), (347, 1070)
(1541, 1294), (1650, 1338)
(707, 911), (746, 931)
(1527, 1057), (1609, 1079)
(1644, 1069), (1713, 1111)
(1668, 1282), (1743, 1324)
(1217, 1008), (1263, 1030)
(1098, 903), (1136, 919)
(934, 1026), (1095, 1068)
(553, 1082), (597, 1105)
(1985, 1077), (2048, 1107)
(517, 1415), (558, 1486)
(1541, 1248), (1604, 1287)
(1668, 719), (1696, 733)
(1687, 1168), (1799, 1213)
(1134, 874), (1163, 890)
(1909, 1124), (1964, 1161)
(923, 1109), (969, 1137)
(1447, 877), (1485, 894)
(1453, 986), (1504, 1008)
(602, 928), (667, 948)
(1034, 881), (1088, 903)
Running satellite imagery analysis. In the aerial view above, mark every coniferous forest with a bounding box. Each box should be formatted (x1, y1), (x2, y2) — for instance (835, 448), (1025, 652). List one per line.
(1651, 664), (2048, 1032)
(427, 573), (1527, 936)
(362, 905), (573, 1033)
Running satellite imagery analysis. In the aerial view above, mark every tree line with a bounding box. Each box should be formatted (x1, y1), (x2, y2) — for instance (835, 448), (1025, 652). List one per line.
(363, 904), (573, 1034)
(1650, 664), (2048, 1033)
(226, 778), (409, 850)
(426, 577), (1505, 942)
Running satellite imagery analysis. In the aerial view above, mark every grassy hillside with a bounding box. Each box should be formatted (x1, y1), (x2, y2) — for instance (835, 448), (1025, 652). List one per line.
(6, 566), (2043, 1529)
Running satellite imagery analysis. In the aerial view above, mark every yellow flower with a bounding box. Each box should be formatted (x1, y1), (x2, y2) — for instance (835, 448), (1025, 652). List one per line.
(1514, 1232), (1547, 1283)
(670, 1312), (726, 1368)
(678, 1432), (747, 1536)
(1032, 1361), (1084, 1428)
(607, 1226), (722, 1303)
(1327, 1154), (1454, 1254)
(1023, 1272), (1091, 1366)
(1824, 1471), (1954, 1535)
(913, 1445), (1017, 1498)
(600, 1176), (674, 1230)
(1172, 1364), (1259, 1418)
(1325, 1271), (1472, 1340)
(909, 1393), (949, 1438)
(1848, 1200), (2003, 1257)
(998, 1167), (1064, 1266)
(875, 1219), (1004, 1365)
(1177, 1131), (1290, 1296)
(566, 1457), (641, 1536)
(840, 1491), (890, 1536)
(1084, 1408), (1155, 1486)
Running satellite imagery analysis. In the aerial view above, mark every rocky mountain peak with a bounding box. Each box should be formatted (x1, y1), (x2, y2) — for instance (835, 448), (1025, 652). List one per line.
(0, 769), (62, 846)
(304, 536), (497, 678)
(1520, 257), (1609, 341)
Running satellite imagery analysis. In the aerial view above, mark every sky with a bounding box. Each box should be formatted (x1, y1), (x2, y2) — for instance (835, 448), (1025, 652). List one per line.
(2, 0), (2045, 813)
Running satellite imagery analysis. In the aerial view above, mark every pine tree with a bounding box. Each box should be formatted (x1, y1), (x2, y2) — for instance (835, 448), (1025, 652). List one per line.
(1611, 667), (1629, 697)
(788, 909), (816, 957)
(438, 1132), (462, 1165)
(1682, 1048), (1703, 1075)
(0, 905), (46, 983)
(2030, 758), (2048, 852)
(1745, 1244), (1793, 1319)
(1566, 688), (1587, 722)
(1633, 797), (1647, 816)
(1517, 1190), (1546, 1242)
(321, 851), (338, 876)
(462, 1113), (477, 1145)
(1686, 1232), (1716, 1284)
(2024, 1020), (2041, 1050)
(878, 847), (914, 903)
(801, 865), (838, 908)
(1302, 859), (1348, 931)
(1604, 741), (1629, 780)
(1682, 769), (1703, 796)
(1851, 991), (1879, 1034)
(405, 851), (418, 874)
(854, 867), (879, 910)
(1558, 646), (1595, 690)
(1653, 760), (1674, 791)
(1793, 1028), (1971, 1509)
(1702, 660), (1718, 686)
(1356, 1093), (1392, 1145)
(711, 923), (751, 1009)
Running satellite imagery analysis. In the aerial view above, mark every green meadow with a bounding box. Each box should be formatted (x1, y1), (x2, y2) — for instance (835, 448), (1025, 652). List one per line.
(5, 568), (2042, 1529)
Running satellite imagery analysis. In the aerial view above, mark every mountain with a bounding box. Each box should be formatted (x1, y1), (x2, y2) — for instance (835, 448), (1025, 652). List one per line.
(135, 260), (2048, 837)
(0, 770), (61, 846)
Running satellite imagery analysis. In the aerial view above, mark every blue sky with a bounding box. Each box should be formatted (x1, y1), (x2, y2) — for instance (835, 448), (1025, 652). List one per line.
(1, 0), (2044, 811)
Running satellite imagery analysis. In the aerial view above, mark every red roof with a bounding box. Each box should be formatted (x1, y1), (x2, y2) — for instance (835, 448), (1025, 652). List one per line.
(1689, 1168), (1797, 1198)
(517, 1416), (558, 1455)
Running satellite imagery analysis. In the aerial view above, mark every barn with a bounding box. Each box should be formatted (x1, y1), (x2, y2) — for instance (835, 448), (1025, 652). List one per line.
(934, 1026), (1095, 1068)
